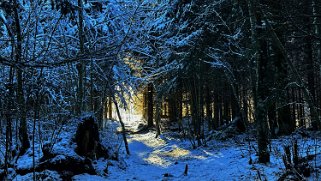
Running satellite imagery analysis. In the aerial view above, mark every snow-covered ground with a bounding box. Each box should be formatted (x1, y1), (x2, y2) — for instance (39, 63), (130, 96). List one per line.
(8, 115), (321, 181)
(72, 116), (321, 181)
(105, 132), (272, 180)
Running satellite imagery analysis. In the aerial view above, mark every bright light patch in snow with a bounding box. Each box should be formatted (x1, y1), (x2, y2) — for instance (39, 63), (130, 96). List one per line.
(158, 146), (190, 158)
(144, 154), (171, 167)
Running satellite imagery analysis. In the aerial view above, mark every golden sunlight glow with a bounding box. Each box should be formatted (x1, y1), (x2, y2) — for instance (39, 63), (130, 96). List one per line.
(130, 133), (191, 167)
(144, 155), (171, 167)
(144, 146), (190, 167)
(156, 146), (190, 158)
(134, 135), (166, 148)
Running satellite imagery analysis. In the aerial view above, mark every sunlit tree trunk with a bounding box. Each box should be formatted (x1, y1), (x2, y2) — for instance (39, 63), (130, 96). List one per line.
(155, 96), (161, 137)
(143, 88), (147, 120)
(147, 83), (154, 127)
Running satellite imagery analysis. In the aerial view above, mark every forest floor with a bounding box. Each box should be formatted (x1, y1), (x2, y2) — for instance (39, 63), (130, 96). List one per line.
(74, 118), (321, 181)
(8, 116), (321, 181)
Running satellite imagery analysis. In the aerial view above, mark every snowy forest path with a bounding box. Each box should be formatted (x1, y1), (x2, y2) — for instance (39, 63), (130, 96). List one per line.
(108, 117), (266, 181)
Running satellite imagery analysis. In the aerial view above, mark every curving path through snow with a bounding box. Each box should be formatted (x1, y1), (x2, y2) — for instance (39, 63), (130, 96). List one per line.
(106, 129), (281, 181)
(74, 116), (284, 181)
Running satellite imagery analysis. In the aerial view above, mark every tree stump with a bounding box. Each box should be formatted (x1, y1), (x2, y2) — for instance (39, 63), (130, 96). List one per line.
(75, 116), (109, 159)
(16, 155), (96, 180)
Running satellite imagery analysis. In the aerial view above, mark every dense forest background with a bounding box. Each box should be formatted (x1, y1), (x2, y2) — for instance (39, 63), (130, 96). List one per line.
(1, 0), (321, 180)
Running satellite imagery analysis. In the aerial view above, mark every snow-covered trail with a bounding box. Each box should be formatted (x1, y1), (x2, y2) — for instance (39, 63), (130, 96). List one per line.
(106, 121), (282, 181)
(74, 115), (284, 181)
(10, 114), (320, 181)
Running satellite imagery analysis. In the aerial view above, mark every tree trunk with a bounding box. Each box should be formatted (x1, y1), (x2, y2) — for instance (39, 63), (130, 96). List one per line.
(247, 0), (270, 163)
(108, 95), (112, 119)
(142, 88), (147, 120)
(275, 47), (295, 134)
(256, 38), (271, 163)
(4, 84), (13, 175)
(242, 91), (249, 124)
(190, 78), (201, 145)
(155, 96), (161, 137)
(177, 88), (183, 131)
(14, 0), (30, 155)
(205, 85), (212, 129)
(90, 60), (94, 113)
(298, 88), (305, 127)
(168, 91), (178, 123)
(304, 25), (317, 129)
(112, 95), (130, 155)
(268, 103), (277, 138)
(223, 94), (230, 124)
(76, 0), (85, 115)
(278, 103), (293, 135)
(312, 0), (321, 117)
(33, 91), (39, 181)
(4, 113), (12, 175)
(231, 88), (240, 120)
(147, 83), (154, 127)
(214, 93), (221, 128)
